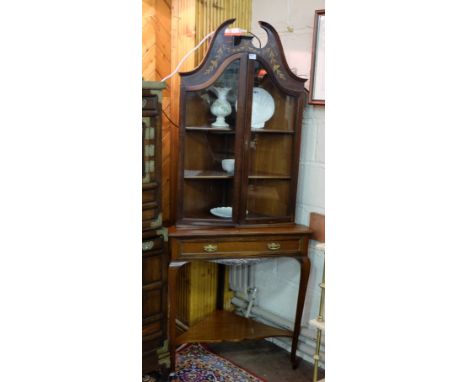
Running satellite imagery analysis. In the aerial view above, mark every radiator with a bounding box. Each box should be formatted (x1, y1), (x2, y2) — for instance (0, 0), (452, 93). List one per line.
(228, 263), (255, 294)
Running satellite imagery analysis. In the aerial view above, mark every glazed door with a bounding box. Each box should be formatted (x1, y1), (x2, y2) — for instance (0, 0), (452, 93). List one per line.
(178, 57), (246, 225)
(239, 58), (302, 224)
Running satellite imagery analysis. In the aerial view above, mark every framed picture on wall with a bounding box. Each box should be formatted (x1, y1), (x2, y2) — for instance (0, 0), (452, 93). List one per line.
(309, 9), (325, 105)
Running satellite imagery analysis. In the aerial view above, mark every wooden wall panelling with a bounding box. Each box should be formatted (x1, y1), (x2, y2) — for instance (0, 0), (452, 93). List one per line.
(142, 0), (173, 223)
(143, 0), (157, 81)
(154, 0), (173, 224)
(176, 261), (219, 326)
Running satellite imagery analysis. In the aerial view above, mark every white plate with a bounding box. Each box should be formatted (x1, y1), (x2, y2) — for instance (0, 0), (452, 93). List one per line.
(210, 206), (232, 218)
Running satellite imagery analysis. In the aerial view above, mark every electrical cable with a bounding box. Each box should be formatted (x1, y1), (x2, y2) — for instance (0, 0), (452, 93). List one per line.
(161, 31), (215, 82)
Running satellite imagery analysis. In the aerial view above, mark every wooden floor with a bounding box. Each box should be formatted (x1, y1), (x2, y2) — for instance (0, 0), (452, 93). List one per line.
(208, 339), (325, 382)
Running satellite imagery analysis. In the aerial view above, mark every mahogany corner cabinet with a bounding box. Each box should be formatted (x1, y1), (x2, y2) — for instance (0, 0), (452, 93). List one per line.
(168, 19), (313, 372)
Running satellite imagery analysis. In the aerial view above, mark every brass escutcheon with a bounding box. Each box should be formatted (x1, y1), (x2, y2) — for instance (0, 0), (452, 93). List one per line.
(267, 242), (281, 251)
(203, 244), (218, 252)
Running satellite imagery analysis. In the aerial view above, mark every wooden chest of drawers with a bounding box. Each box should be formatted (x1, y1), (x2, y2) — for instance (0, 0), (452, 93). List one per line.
(142, 81), (167, 375)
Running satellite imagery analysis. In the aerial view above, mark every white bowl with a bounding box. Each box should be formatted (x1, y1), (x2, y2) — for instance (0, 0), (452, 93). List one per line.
(221, 159), (235, 174)
(210, 206), (232, 218)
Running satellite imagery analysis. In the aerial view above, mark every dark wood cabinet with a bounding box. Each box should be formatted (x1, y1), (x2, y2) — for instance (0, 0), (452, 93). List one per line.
(176, 19), (307, 227)
(168, 20), (313, 373)
(142, 81), (168, 375)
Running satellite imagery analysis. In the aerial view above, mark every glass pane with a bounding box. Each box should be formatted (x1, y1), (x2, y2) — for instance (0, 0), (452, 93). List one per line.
(243, 60), (298, 221)
(248, 134), (293, 177)
(184, 131), (235, 177)
(183, 179), (234, 220)
(250, 61), (297, 132)
(246, 180), (291, 218)
(185, 60), (240, 129)
(182, 59), (240, 222)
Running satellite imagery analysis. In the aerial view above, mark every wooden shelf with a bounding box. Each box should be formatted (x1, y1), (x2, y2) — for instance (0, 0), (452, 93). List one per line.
(186, 126), (235, 133)
(250, 129), (294, 134)
(142, 181), (159, 190)
(175, 310), (292, 345)
(248, 175), (291, 180)
(184, 170), (234, 179)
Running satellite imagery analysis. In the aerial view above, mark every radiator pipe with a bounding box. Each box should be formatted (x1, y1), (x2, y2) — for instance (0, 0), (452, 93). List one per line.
(231, 296), (325, 365)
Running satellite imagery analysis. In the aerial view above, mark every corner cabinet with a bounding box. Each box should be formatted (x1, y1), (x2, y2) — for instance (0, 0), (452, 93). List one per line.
(168, 20), (313, 374)
(176, 19), (307, 227)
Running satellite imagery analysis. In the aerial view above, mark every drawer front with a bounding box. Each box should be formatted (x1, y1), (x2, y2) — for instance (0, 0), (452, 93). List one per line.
(143, 253), (163, 285)
(181, 238), (301, 257)
(142, 203), (161, 230)
(142, 96), (158, 111)
(142, 187), (158, 204)
(142, 236), (164, 252)
(142, 320), (162, 337)
(143, 288), (162, 319)
(143, 331), (164, 353)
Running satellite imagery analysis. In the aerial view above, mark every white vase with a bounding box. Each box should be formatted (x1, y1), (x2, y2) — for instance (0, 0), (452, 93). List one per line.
(210, 87), (232, 127)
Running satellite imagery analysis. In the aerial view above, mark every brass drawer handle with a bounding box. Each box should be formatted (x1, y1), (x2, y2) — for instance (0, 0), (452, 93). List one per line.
(203, 244), (218, 252)
(267, 242), (281, 251)
(142, 241), (154, 251)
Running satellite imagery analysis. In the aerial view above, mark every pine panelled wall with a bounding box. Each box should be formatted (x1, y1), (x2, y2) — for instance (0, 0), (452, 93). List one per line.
(143, 0), (172, 224)
(142, 0), (252, 336)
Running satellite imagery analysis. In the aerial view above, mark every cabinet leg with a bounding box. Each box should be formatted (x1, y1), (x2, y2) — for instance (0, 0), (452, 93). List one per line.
(291, 256), (311, 369)
(168, 261), (186, 373)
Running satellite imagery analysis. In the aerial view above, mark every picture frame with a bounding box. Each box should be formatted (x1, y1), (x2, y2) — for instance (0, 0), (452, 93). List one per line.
(308, 9), (325, 105)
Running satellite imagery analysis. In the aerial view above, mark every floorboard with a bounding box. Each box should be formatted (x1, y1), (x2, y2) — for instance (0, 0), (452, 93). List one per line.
(208, 339), (325, 382)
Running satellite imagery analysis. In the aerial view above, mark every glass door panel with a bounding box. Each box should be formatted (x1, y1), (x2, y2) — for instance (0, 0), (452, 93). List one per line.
(249, 61), (297, 132)
(246, 180), (291, 219)
(185, 60), (240, 129)
(248, 134), (293, 177)
(181, 59), (241, 222)
(243, 60), (298, 221)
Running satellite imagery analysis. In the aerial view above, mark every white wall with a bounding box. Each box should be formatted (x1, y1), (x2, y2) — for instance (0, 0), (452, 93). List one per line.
(248, 0), (325, 362)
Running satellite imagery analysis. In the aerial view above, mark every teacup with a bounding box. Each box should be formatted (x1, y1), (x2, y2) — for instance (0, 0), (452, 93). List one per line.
(221, 159), (235, 174)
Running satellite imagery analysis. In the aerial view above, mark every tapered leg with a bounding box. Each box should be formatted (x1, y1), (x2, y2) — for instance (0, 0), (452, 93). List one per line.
(291, 256), (311, 369)
(168, 261), (186, 373)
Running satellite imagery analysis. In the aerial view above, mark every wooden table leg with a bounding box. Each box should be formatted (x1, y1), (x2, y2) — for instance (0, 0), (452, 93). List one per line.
(168, 261), (186, 373)
(291, 256), (311, 369)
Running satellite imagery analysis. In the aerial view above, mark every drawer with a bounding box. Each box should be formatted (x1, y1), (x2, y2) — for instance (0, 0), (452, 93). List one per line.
(142, 204), (161, 230)
(142, 320), (162, 337)
(181, 238), (301, 256)
(142, 187), (158, 204)
(142, 96), (158, 111)
(143, 288), (162, 318)
(143, 332), (164, 353)
(142, 236), (164, 252)
(143, 253), (163, 284)
(142, 349), (158, 374)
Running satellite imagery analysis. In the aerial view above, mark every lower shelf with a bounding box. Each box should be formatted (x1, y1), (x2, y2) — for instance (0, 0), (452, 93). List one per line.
(175, 310), (293, 345)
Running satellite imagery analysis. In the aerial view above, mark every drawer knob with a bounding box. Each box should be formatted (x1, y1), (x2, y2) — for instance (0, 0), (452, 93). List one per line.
(203, 244), (218, 252)
(142, 241), (154, 251)
(267, 242), (281, 251)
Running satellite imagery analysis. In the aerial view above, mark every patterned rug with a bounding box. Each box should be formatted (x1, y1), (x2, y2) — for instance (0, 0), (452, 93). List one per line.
(170, 343), (266, 382)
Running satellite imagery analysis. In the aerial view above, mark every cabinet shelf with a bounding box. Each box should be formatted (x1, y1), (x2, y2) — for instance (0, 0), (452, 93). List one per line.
(175, 310), (292, 345)
(250, 129), (294, 134)
(142, 181), (159, 190)
(184, 170), (233, 179)
(248, 175), (291, 180)
(186, 126), (235, 133)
